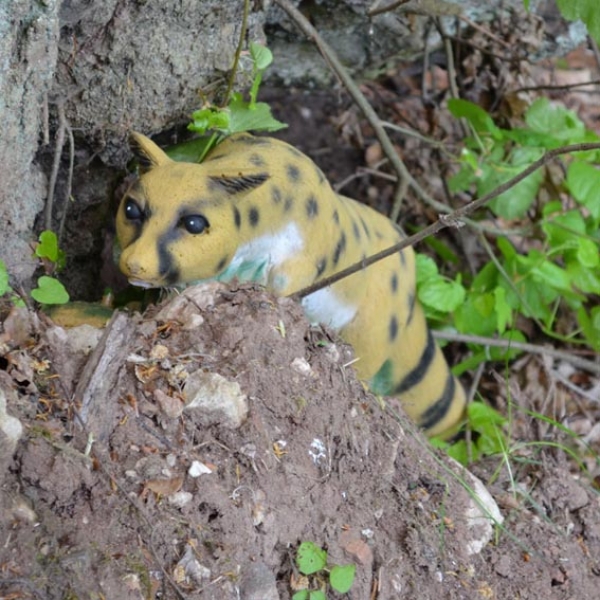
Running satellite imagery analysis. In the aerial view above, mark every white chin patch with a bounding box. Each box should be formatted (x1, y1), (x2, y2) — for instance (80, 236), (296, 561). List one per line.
(128, 279), (157, 289)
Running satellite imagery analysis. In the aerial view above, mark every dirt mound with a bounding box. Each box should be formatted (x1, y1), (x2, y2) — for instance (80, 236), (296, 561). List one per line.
(1, 284), (599, 599)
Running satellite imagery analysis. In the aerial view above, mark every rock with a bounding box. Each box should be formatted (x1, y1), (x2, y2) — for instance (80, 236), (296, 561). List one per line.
(239, 562), (279, 600)
(184, 371), (248, 429)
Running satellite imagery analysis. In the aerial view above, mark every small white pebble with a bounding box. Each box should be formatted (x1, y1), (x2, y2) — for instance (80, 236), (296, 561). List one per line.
(188, 460), (213, 477)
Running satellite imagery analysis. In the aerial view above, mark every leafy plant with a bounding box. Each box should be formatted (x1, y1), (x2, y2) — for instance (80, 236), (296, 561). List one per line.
(292, 541), (356, 599)
(31, 231), (70, 305)
(419, 96), (600, 463)
(184, 43), (286, 162)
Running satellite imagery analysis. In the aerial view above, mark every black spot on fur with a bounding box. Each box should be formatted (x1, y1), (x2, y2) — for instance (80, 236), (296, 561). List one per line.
(359, 216), (371, 239)
(209, 173), (269, 194)
(399, 250), (406, 266)
(406, 292), (416, 325)
(233, 206), (241, 230)
(286, 164), (301, 183)
(389, 315), (399, 342)
(332, 232), (347, 267)
(391, 273), (398, 294)
(419, 372), (458, 432)
(249, 153), (266, 167)
(248, 206), (260, 227)
(316, 257), (327, 277)
(272, 186), (282, 205)
(284, 195), (294, 212)
(352, 220), (361, 241)
(333, 210), (340, 225)
(306, 195), (319, 219)
(394, 328), (436, 395)
(216, 255), (229, 272)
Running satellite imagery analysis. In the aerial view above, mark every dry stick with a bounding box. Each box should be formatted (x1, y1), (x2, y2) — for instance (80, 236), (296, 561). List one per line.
(274, 0), (415, 216)
(432, 330), (600, 377)
(58, 122), (75, 244)
(45, 103), (67, 230)
(367, 0), (412, 18)
(222, 0), (249, 106)
(290, 141), (600, 301)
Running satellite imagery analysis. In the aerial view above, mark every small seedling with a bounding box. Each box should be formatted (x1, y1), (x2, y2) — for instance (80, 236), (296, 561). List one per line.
(185, 42), (286, 162)
(292, 541), (356, 599)
(31, 231), (69, 305)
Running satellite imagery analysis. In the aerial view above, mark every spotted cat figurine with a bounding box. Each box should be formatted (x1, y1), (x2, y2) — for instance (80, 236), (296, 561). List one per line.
(116, 132), (466, 437)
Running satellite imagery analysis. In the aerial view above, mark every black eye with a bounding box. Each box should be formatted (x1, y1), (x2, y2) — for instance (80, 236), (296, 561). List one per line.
(124, 198), (143, 221)
(179, 214), (209, 234)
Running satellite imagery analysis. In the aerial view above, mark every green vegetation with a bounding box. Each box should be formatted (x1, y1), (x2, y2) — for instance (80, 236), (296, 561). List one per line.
(422, 97), (599, 462)
(292, 541), (356, 599)
(1, 231), (69, 306)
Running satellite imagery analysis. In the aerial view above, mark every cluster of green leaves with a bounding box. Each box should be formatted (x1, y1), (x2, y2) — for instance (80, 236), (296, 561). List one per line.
(0, 231), (69, 307)
(293, 541), (356, 599)
(176, 43), (286, 163)
(419, 97), (600, 461)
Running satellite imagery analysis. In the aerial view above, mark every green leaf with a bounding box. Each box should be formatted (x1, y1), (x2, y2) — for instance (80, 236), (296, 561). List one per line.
(296, 542), (327, 576)
(35, 230), (59, 262)
(308, 592), (326, 600)
(576, 237), (599, 268)
(447, 99), (502, 138)
(467, 401), (506, 433)
(566, 161), (600, 223)
(419, 276), (466, 313)
(577, 306), (600, 352)
(188, 107), (231, 136)
(329, 564), (356, 594)
(166, 137), (216, 163)
(30, 276), (70, 305)
(525, 97), (586, 144)
(493, 286), (512, 334)
(292, 592), (309, 600)
(228, 93), (287, 134)
(250, 42), (273, 71)
(482, 148), (544, 219)
(556, 0), (600, 45)
(0, 260), (9, 296)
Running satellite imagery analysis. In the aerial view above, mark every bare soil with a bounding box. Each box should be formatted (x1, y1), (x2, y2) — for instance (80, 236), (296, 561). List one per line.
(1, 283), (599, 600)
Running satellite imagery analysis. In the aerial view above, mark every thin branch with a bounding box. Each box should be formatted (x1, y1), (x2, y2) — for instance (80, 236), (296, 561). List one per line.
(58, 121), (75, 244)
(367, 0), (411, 18)
(222, 0), (250, 106)
(290, 142), (600, 301)
(274, 0), (413, 217)
(45, 103), (67, 231)
(432, 330), (600, 376)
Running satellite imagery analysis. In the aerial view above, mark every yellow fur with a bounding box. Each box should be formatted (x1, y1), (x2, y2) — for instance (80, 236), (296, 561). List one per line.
(117, 132), (466, 437)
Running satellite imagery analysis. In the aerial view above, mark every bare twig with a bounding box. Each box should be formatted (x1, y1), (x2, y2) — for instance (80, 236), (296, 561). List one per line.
(274, 0), (414, 216)
(222, 0), (250, 106)
(58, 121), (75, 244)
(290, 142), (600, 301)
(45, 103), (67, 231)
(367, 0), (411, 18)
(432, 330), (600, 376)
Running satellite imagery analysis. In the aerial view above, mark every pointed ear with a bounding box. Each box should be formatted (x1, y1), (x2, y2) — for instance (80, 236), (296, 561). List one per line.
(130, 132), (173, 167)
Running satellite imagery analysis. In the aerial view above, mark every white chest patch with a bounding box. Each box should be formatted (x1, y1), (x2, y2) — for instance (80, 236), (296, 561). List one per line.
(217, 221), (305, 287)
(301, 287), (357, 331)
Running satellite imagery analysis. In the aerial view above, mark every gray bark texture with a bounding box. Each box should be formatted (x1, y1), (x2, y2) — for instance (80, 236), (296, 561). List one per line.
(0, 0), (587, 289)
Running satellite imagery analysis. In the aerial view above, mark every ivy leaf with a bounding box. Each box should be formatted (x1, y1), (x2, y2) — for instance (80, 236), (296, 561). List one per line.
(329, 564), (356, 594)
(296, 542), (327, 576)
(30, 276), (69, 305)
(228, 93), (287, 134)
